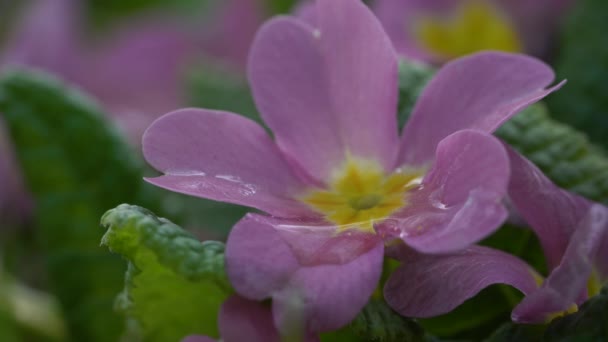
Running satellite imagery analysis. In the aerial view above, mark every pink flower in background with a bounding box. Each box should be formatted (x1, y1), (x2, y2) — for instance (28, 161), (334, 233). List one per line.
(384, 146), (608, 323)
(374, 0), (574, 63)
(0, 121), (31, 224)
(0, 0), (268, 221)
(143, 0), (562, 332)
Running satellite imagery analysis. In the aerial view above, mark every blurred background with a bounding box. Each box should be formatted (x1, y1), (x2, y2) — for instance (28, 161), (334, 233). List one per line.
(1, 0), (607, 341)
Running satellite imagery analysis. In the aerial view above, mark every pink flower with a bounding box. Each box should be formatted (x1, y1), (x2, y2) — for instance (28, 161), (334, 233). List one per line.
(181, 295), (318, 342)
(384, 146), (608, 323)
(143, 0), (561, 332)
(373, 0), (574, 63)
(0, 0), (267, 221)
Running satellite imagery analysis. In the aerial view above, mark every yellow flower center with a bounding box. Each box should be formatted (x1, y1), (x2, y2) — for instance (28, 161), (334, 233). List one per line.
(413, 0), (522, 60)
(587, 269), (602, 298)
(300, 157), (423, 233)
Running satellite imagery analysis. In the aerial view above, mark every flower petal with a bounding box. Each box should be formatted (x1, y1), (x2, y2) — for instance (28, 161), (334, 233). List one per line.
(505, 145), (591, 269)
(143, 109), (311, 217)
(399, 51), (562, 165)
(219, 296), (281, 342)
(82, 22), (195, 142)
(226, 214), (301, 300)
(248, 0), (399, 181)
(381, 130), (509, 253)
(200, 0), (266, 70)
(2, 0), (80, 75)
(373, 0), (456, 60)
(225, 214), (384, 333)
(499, 0), (575, 57)
(273, 242), (384, 332)
(512, 204), (608, 323)
(181, 336), (216, 342)
(384, 245), (539, 318)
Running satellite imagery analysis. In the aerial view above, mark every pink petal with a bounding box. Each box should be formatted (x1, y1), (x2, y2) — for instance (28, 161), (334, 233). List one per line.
(399, 51), (562, 166)
(512, 204), (608, 323)
(248, 0), (399, 182)
(380, 130), (509, 253)
(143, 109), (311, 217)
(225, 214), (384, 333)
(384, 245), (539, 318)
(505, 145), (591, 269)
(498, 0), (575, 57)
(219, 296), (281, 342)
(181, 336), (216, 342)
(226, 214), (301, 300)
(2, 0), (81, 76)
(273, 242), (384, 332)
(81, 22), (196, 143)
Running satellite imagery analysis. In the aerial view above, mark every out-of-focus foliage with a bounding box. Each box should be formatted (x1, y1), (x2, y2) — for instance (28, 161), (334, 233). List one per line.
(547, 0), (608, 149)
(0, 69), (146, 341)
(187, 63), (261, 124)
(101, 204), (231, 342)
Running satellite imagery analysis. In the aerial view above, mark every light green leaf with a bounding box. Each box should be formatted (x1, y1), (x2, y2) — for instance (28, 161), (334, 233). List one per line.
(101, 204), (231, 342)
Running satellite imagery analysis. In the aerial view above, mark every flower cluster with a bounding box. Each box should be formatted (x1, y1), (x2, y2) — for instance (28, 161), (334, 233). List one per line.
(141, 0), (608, 340)
(374, 0), (574, 63)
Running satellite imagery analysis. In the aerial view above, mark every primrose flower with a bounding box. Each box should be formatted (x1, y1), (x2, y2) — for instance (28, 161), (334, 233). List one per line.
(180, 295), (318, 342)
(373, 0), (574, 63)
(384, 146), (608, 323)
(143, 0), (562, 332)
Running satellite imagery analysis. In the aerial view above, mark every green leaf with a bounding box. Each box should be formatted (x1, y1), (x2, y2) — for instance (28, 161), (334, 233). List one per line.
(496, 103), (608, 205)
(322, 299), (430, 342)
(543, 285), (608, 341)
(0, 68), (147, 341)
(484, 322), (545, 342)
(397, 59), (435, 129)
(486, 285), (608, 341)
(546, 0), (608, 149)
(101, 204), (231, 342)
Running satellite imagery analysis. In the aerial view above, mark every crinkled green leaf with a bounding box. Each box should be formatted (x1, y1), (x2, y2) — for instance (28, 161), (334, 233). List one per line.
(496, 103), (608, 205)
(101, 204), (231, 342)
(0, 68), (147, 341)
(350, 299), (429, 342)
(546, 0), (608, 149)
(322, 299), (430, 342)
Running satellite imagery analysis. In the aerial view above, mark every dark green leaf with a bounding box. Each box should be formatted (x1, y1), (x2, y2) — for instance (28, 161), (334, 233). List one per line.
(322, 299), (430, 342)
(546, 0), (608, 149)
(101, 204), (231, 342)
(0, 68), (146, 341)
